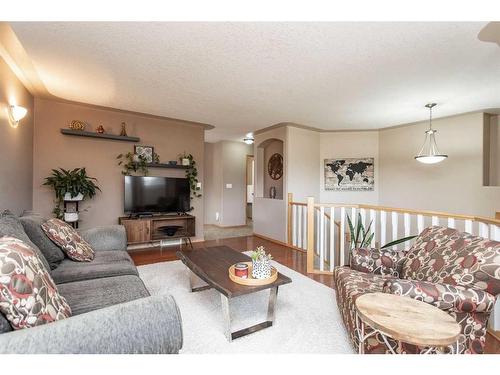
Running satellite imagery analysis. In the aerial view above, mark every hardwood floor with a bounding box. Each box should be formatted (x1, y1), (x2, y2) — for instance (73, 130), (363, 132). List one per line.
(129, 234), (499, 354)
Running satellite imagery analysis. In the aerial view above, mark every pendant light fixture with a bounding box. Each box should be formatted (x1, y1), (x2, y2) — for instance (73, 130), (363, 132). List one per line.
(414, 103), (448, 164)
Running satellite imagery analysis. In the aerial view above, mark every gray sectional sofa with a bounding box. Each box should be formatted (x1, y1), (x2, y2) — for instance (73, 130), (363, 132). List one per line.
(0, 211), (183, 354)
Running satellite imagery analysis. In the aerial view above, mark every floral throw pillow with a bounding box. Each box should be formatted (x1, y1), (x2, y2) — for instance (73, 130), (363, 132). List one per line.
(0, 236), (72, 329)
(42, 218), (95, 262)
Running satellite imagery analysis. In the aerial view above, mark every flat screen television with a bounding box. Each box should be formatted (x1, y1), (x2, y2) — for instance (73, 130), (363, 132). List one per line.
(124, 176), (190, 214)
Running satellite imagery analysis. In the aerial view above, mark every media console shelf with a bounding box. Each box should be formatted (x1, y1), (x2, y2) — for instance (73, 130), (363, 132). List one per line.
(119, 214), (195, 245)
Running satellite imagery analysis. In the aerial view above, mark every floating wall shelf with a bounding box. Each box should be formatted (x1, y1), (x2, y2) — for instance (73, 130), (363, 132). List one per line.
(60, 129), (140, 142)
(146, 163), (189, 169)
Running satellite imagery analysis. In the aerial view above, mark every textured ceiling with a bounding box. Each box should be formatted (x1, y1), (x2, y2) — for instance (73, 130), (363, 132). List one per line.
(10, 22), (500, 142)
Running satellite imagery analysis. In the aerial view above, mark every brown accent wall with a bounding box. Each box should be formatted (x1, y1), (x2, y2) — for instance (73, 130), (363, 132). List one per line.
(33, 98), (205, 239)
(0, 55), (34, 214)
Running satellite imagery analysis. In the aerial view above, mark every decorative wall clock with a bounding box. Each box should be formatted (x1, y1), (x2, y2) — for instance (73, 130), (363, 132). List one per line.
(268, 153), (283, 180)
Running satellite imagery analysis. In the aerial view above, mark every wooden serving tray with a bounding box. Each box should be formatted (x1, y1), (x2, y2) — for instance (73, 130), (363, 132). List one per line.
(228, 261), (278, 286)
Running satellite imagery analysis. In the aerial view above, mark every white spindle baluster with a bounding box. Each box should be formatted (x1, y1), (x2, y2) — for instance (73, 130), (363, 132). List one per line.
(297, 205), (302, 249)
(432, 216), (439, 226)
(391, 212), (398, 250)
(330, 207), (335, 270)
(360, 208), (366, 228)
(303, 206), (308, 249)
(479, 222), (489, 238)
(403, 213), (411, 249)
(489, 225), (496, 240)
(319, 207), (325, 271)
(340, 207), (346, 265)
(404, 213), (410, 236)
(447, 218), (455, 229)
(465, 220), (473, 235)
(417, 214), (424, 234)
(370, 209), (376, 247)
(493, 225), (500, 241)
(380, 210), (387, 247)
(292, 205), (297, 247)
(315, 210), (319, 255)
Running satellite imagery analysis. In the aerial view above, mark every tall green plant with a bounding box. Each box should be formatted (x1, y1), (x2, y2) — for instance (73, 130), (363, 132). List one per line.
(43, 168), (100, 218)
(346, 212), (416, 250)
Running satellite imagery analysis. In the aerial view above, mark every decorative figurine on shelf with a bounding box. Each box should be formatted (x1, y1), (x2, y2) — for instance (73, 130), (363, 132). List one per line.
(269, 186), (277, 199)
(69, 120), (86, 131)
(153, 152), (160, 164)
(250, 246), (273, 279)
(96, 125), (105, 134)
(120, 122), (128, 137)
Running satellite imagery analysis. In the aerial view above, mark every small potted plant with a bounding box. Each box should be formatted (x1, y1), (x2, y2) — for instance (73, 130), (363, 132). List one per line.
(250, 246), (273, 279)
(43, 167), (100, 219)
(178, 151), (191, 166)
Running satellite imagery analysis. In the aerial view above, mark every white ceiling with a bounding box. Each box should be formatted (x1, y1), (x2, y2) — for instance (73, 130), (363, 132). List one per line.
(10, 22), (500, 142)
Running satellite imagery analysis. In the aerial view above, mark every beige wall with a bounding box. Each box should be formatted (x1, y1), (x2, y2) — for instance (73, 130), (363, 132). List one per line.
(204, 141), (251, 226)
(254, 126), (288, 242)
(379, 112), (500, 217)
(33, 98), (205, 240)
(0, 55), (33, 214)
(319, 131), (379, 205)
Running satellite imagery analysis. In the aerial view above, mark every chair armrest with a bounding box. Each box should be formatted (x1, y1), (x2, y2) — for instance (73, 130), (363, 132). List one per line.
(0, 294), (183, 354)
(383, 279), (496, 314)
(79, 225), (127, 251)
(350, 247), (406, 277)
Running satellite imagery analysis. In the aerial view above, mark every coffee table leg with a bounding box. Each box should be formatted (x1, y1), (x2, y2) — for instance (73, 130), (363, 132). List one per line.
(220, 286), (279, 342)
(220, 294), (232, 342)
(267, 286), (278, 322)
(189, 271), (211, 292)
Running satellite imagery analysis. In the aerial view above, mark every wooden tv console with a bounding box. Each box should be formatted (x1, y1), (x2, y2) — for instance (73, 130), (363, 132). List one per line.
(118, 214), (195, 245)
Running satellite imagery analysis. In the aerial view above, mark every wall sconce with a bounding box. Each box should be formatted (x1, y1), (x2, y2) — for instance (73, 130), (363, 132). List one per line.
(8, 105), (28, 128)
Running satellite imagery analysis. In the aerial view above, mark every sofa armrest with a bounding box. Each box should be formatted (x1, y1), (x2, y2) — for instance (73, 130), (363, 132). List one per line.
(383, 279), (496, 314)
(0, 294), (183, 354)
(79, 225), (127, 251)
(350, 247), (406, 277)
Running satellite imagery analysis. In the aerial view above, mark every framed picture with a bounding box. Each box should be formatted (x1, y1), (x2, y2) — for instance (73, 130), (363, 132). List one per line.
(324, 157), (374, 191)
(134, 145), (154, 163)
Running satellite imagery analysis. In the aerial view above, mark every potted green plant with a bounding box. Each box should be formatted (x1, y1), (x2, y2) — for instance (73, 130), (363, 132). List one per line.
(179, 151), (191, 166)
(346, 212), (416, 250)
(116, 152), (149, 175)
(43, 168), (100, 219)
(250, 246), (273, 279)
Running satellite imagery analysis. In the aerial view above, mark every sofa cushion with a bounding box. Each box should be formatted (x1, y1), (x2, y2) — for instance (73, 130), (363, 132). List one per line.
(42, 218), (95, 262)
(350, 247), (407, 277)
(0, 313), (12, 334)
(0, 210), (51, 271)
(402, 226), (500, 295)
(51, 250), (138, 284)
(19, 213), (65, 270)
(57, 275), (150, 315)
(0, 236), (72, 330)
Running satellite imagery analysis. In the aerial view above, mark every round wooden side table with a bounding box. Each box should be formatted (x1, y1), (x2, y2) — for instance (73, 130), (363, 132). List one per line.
(355, 292), (461, 354)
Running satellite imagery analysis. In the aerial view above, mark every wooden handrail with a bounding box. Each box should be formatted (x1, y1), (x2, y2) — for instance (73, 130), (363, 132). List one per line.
(291, 201), (500, 226)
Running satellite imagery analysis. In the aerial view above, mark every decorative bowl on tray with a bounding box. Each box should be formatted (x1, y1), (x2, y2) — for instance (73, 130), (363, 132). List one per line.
(228, 261), (278, 286)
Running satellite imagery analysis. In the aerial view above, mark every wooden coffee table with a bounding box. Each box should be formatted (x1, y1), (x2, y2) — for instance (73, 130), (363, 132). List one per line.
(177, 246), (292, 341)
(355, 292), (461, 354)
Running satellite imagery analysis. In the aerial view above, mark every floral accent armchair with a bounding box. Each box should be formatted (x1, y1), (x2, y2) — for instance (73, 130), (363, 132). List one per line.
(333, 226), (500, 354)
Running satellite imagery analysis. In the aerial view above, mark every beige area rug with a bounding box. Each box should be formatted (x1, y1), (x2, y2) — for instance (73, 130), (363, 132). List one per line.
(138, 258), (354, 354)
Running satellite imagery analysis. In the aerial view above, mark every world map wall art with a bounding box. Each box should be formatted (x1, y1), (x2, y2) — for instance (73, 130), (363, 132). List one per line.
(324, 158), (374, 191)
